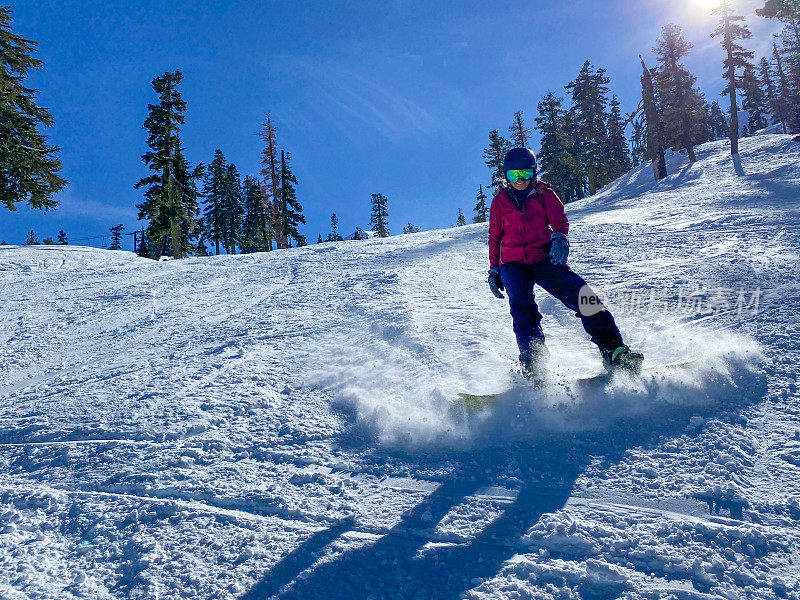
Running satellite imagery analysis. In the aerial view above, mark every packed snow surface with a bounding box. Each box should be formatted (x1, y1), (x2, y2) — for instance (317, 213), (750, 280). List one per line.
(1, 135), (799, 599)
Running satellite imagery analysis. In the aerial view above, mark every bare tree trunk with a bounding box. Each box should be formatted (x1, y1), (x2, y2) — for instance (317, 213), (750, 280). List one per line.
(723, 2), (740, 155)
(774, 42), (792, 134)
(640, 56), (667, 179)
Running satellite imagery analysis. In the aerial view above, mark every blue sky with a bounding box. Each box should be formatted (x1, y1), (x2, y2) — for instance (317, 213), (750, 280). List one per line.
(2, 0), (781, 248)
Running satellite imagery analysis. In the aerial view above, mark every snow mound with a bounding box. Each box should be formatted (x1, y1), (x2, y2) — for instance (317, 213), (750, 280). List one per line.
(0, 245), (147, 273)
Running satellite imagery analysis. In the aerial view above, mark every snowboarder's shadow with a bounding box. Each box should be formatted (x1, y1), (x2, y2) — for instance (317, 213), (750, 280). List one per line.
(246, 432), (639, 600)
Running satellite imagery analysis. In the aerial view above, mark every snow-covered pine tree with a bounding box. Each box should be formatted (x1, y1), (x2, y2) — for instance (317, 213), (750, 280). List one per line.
(711, 0), (755, 155)
(202, 150), (227, 255)
(0, 7), (66, 212)
(473, 184), (488, 223)
(456, 208), (466, 226)
(508, 110), (531, 147)
(135, 71), (201, 259)
(607, 95), (632, 180)
(482, 130), (511, 196)
(741, 62), (769, 133)
(369, 193), (389, 238)
(402, 223), (420, 234)
(759, 56), (788, 133)
(566, 61), (612, 194)
(259, 113), (280, 249)
(279, 150), (305, 247)
(653, 24), (706, 163)
(109, 224), (124, 250)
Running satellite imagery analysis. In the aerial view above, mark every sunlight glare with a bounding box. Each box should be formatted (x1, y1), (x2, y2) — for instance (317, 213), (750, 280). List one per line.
(692, 0), (723, 9)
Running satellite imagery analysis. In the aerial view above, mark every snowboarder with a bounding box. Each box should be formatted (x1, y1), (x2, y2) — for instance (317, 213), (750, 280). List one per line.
(488, 147), (643, 379)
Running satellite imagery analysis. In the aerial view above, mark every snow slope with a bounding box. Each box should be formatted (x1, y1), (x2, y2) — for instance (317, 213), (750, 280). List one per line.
(1, 134), (799, 599)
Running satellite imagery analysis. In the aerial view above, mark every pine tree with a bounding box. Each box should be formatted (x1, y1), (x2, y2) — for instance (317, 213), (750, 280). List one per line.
(279, 151), (305, 247)
(0, 7), (66, 212)
(456, 208), (466, 226)
(709, 101), (730, 138)
(220, 163), (243, 254)
(317, 234), (323, 244)
(369, 193), (389, 237)
(352, 227), (367, 240)
(136, 234), (149, 257)
(327, 213), (343, 242)
(508, 110), (531, 146)
(57, 230), (67, 245)
(653, 23), (706, 163)
(741, 62), (769, 133)
(535, 91), (580, 201)
(773, 40), (800, 132)
(241, 175), (267, 253)
(259, 113), (280, 249)
(640, 56), (668, 179)
(712, 0), (755, 155)
(757, 1), (800, 98)
(473, 184), (489, 223)
(695, 103), (715, 144)
(109, 224), (124, 250)
(482, 130), (511, 196)
(630, 115), (647, 167)
(566, 61), (613, 194)
(193, 222), (211, 257)
(172, 144), (205, 257)
(135, 70), (198, 259)
(758, 1), (800, 131)
(402, 223), (420, 234)
(25, 230), (38, 245)
(606, 95), (632, 180)
(759, 56), (788, 133)
(202, 150), (227, 254)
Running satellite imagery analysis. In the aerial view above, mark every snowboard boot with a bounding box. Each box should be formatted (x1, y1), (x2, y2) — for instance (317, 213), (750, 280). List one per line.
(601, 345), (644, 373)
(520, 342), (549, 384)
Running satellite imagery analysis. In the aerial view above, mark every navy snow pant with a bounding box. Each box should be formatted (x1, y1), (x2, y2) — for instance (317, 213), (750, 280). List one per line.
(499, 260), (623, 355)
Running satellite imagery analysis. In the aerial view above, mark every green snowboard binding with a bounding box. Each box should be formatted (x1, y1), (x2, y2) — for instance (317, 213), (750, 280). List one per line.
(601, 345), (644, 373)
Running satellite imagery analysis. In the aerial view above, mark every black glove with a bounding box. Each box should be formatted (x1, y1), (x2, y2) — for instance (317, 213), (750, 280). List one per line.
(488, 267), (504, 299)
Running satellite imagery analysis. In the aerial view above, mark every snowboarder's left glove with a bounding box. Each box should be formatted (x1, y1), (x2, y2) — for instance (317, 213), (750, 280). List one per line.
(488, 267), (504, 299)
(549, 232), (569, 266)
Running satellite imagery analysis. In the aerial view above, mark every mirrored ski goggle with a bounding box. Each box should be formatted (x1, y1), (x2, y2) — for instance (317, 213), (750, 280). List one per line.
(506, 168), (534, 183)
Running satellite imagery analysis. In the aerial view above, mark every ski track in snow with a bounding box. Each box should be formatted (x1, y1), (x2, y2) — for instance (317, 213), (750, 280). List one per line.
(1, 135), (800, 599)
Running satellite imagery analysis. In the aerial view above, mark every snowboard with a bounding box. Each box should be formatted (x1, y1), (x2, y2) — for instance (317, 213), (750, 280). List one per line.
(456, 359), (697, 411)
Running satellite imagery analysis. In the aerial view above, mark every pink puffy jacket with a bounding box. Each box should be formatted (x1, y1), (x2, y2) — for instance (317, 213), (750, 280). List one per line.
(488, 181), (569, 268)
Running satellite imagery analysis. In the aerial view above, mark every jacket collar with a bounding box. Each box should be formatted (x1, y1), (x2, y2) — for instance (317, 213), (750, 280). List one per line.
(501, 181), (540, 210)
